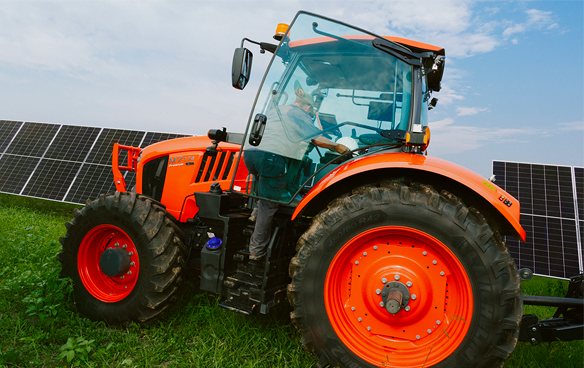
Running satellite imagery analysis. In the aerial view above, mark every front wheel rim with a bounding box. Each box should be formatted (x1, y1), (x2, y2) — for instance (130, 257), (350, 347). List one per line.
(324, 226), (473, 367)
(78, 224), (140, 302)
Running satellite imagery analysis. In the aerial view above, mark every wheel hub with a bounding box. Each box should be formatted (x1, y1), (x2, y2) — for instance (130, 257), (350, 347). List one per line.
(380, 281), (410, 314)
(99, 247), (131, 277)
(78, 224), (139, 302)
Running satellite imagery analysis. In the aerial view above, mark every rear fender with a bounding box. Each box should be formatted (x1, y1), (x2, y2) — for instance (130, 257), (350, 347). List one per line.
(292, 153), (526, 241)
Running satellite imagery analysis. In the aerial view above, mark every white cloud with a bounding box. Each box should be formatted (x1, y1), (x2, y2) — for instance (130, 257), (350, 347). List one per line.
(503, 8), (558, 39)
(429, 118), (532, 155)
(456, 107), (488, 116)
(435, 85), (465, 105)
(558, 121), (584, 131)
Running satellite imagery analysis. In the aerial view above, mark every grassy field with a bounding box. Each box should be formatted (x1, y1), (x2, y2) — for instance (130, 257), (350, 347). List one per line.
(0, 193), (582, 367)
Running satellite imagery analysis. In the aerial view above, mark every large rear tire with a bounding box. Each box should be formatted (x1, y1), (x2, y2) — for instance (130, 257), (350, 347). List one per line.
(57, 192), (186, 324)
(287, 181), (522, 368)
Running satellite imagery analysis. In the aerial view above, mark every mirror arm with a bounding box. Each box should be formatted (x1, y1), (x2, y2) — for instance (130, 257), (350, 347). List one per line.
(240, 38), (277, 54)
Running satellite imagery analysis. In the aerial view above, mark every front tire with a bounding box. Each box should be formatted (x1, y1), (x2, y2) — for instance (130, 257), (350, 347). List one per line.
(57, 192), (186, 324)
(288, 181), (522, 368)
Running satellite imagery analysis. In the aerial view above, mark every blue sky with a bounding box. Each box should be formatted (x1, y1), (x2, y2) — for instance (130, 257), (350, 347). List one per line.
(0, 0), (582, 177)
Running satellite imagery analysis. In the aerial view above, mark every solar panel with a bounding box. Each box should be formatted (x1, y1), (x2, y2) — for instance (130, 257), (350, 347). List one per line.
(0, 120), (191, 205)
(493, 161), (583, 279)
(141, 132), (189, 148)
(86, 128), (146, 165)
(5, 122), (61, 157)
(0, 154), (40, 194)
(45, 125), (101, 162)
(63, 163), (118, 204)
(0, 120), (23, 154)
(22, 159), (82, 200)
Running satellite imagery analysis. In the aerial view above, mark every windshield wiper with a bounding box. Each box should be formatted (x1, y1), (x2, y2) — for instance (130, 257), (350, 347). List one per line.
(311, 22), (370, 49)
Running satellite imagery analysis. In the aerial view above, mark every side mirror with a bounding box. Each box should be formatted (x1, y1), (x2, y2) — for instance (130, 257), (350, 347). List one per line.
(232, 48), (253, 90)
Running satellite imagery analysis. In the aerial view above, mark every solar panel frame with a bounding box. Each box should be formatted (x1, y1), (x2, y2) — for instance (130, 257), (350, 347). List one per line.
(493, 160), (583, 279)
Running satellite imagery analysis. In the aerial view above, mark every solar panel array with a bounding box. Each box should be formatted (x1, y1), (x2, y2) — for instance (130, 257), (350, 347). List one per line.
(0, 120), (190, 205)
(493, 161), (583, 279)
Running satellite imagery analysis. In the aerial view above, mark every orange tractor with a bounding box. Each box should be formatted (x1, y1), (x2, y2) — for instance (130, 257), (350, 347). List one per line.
(58, 11), (547, 368)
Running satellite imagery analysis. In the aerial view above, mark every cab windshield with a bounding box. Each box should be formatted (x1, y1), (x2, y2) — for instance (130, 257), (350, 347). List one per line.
(241, 13), (417, 204)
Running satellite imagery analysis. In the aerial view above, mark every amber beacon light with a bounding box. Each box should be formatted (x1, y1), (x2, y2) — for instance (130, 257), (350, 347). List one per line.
(273, 23), (289, 41)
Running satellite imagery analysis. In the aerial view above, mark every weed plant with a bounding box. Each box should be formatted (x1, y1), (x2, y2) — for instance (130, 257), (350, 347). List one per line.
(0, 194), (582, 367)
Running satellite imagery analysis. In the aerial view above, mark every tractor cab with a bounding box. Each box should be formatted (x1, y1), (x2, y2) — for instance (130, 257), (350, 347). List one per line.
(231, 12), (445, 204)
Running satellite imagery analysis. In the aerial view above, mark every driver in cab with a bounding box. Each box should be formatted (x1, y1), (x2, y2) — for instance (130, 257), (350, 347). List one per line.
(244, 81), (349, 261)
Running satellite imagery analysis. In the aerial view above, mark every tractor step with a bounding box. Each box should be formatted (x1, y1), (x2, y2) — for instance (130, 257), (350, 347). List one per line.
(218, 297), (258, 315)
(224, 271), (263, 288)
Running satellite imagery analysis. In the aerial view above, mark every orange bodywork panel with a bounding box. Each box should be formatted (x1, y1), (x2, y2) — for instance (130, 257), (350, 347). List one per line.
(292, 152), (526, 241)
(135, 136), (249, 222)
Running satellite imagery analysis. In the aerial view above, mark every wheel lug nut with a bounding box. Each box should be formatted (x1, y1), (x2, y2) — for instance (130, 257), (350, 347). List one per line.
(127, 271), (132, 275)
(440, 271), (445, 276)
(423, 251), (427, 256)
(358, 318), (362, 322)
(130, 262), (135, 266)
(394, 274), (400, 281)
(382, 278), (387, 283)
(427, 329), (432, 334)
(128, 251), (134, 256)
(436, 320), (441, 325)
(405, 306), (410, 312)
(114, 243), (119, 247)
(433, 260), (437, 265)
(416, 335), (420, 339)
(363, 252), (367, 256)
(376, 289), (381, 295)
(373, 246), (378, 250)
(355, 261), (359, 265)
(351, 307), (355, 311)
(123, 244), (128, 249)
(120, 275), (124, 279)
(380, 302), (385, 307)
(411, 294), (417, 300)
(406, 281), (412, 287)
(367, 326), (371, 331)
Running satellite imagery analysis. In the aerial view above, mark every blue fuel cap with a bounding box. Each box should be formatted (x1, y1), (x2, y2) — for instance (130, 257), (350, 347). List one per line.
(206, 237), (222, 249)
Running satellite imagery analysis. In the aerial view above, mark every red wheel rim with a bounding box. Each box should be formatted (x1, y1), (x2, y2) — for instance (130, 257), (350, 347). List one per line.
(78, 224), (140, 302)
(325, 226), (473, 367)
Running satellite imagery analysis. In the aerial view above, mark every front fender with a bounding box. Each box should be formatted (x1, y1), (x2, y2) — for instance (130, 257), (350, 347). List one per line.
(292, 152), (526, 241)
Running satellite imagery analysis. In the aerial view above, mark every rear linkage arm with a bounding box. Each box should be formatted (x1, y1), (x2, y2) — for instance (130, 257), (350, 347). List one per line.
(519, 273), (584, 345)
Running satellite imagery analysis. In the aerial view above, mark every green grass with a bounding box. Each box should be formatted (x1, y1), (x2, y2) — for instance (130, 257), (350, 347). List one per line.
(0, 193), (582, 367)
